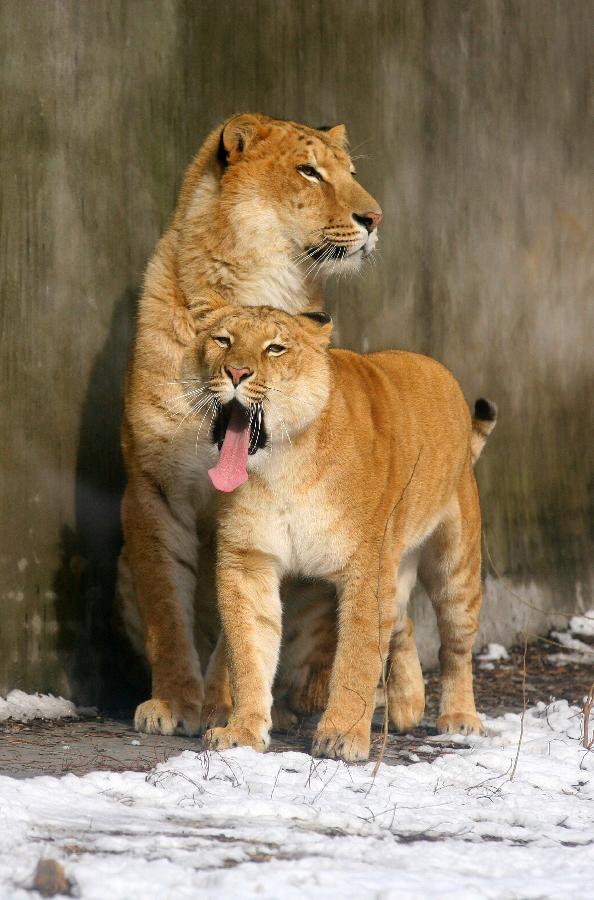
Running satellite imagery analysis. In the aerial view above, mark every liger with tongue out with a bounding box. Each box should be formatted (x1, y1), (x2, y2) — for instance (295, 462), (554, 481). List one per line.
(198, 304), (496, 764)
(208, 402), (252, 493)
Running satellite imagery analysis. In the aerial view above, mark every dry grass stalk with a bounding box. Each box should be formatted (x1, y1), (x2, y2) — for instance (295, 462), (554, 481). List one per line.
(583, 680), (594, 750)
(372, 659), (393, 779)
(509, 633), (528, 781)
(372, 452), (421, 778)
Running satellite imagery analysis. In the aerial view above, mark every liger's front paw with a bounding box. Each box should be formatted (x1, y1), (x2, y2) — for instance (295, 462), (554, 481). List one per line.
(134, 698), (202, 736)
(312, 722), (371, 762)
(203, 724), (268, 752)
(437, 711), (485, 736)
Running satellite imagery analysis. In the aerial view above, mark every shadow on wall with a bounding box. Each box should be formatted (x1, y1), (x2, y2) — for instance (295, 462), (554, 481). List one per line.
(52, 289), (148, 713)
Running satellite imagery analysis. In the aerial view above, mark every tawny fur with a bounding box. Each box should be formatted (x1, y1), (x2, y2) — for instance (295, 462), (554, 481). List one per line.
(117, 114), (382, 735)
(196, 305), (496, 762)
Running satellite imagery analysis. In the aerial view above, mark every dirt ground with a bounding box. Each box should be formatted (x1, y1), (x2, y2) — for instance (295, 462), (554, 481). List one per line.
(0, 640), (589, 779)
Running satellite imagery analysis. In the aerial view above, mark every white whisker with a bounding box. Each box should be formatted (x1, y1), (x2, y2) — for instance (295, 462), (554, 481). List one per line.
(195, 397), (220, 452)
(264, 385), (315, 411)
(171, 392), (216, 438)
(167, 377), (210, 386)
(164, 387), (208, 409)
(303, 238), (333, 280)
(278, 415), (293, 447)
(349, 136), (373, 155)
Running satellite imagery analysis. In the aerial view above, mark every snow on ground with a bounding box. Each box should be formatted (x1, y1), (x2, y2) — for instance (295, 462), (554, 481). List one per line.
(0, 690), (76, 722)
(478, 643), (509, 662)
(551, 608), (594, 666)
(477, 643), (509, 670)
(568, 610), (594, 638)
(0, 701), (591, 900)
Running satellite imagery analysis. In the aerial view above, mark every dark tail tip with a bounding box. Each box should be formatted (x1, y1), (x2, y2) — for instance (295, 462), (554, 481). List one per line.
(474, 398), (498, 422)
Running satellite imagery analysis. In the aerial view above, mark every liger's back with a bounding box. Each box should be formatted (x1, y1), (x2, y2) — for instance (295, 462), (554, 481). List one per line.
(328, 347), (471, 439)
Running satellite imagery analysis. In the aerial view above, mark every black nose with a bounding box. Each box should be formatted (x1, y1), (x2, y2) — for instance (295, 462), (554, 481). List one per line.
(352, 210), (383, 233)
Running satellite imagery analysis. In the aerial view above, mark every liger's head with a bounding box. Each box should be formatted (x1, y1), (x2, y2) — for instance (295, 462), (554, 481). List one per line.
(195, 304), (333, 492)
(182, 114), (383, 276)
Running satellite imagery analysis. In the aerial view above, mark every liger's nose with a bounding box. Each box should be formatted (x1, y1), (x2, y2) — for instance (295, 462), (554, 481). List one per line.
(353, 210), (383, 233)
(225, 366), (253, 387)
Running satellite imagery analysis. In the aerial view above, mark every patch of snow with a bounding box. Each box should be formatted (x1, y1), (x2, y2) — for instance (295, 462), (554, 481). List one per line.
(549, 651), (593, 666)
(551, 619), (594, 665)
(551, 631), (591, 653)
(477, 643), (509, 662)
(0, 691), (77, 723)
(568, 609), (594, 638)
(0, 701), (591, 898)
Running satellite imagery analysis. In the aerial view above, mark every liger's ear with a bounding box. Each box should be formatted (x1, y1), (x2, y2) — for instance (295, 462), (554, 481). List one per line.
(325, 124), (348, 149)
(218, 114), (266, 167)
(299, 311), (333, 347)
(301, 311), (332, 326)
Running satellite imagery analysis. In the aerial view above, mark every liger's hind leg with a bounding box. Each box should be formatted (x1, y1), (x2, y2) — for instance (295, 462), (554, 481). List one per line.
(387, 617), (425, 732)
(419, 470), (484, 736)
(386, 551), (425, 733)
(277, 579), (337, 715)
(202, 634), (232, 729)
(121, 477), (203, 737)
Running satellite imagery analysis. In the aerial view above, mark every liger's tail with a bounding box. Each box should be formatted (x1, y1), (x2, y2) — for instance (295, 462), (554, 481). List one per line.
(471, 398), (498, 464)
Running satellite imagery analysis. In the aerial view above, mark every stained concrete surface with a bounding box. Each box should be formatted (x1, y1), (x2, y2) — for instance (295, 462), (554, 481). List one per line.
(1, 1), (592, 704)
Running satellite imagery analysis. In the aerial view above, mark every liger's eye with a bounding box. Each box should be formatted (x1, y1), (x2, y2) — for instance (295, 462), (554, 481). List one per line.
(297, 164), (323, 182)
(213, 335), (231, 348)
(266, 344), (287, 356)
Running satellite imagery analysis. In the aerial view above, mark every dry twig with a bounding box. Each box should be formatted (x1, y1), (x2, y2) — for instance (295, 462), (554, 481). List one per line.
(509, 633), (528, 781)
(582, 680), (594, 751)
(372, 451), (422, 778)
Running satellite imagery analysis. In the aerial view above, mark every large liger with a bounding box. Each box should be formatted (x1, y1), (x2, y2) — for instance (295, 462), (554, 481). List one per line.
(195, 304), (496, 763)
(118, 114), (382, 735)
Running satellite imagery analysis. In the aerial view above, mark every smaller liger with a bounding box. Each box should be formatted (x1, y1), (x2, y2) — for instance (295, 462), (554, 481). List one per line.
(195, 303), (496, 762)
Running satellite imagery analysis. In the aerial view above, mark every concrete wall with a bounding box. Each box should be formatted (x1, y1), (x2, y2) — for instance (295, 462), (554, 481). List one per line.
(1, 0), (592, 705)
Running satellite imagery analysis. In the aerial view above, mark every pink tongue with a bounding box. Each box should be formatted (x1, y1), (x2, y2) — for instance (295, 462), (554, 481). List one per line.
(208, 404), (251, 493)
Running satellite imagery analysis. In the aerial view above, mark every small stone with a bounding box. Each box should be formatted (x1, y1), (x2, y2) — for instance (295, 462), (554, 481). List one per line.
(32, 859), (72, 897)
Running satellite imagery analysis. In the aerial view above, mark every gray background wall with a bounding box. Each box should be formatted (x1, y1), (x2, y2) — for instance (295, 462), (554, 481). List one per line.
(1, 0), (592, 707)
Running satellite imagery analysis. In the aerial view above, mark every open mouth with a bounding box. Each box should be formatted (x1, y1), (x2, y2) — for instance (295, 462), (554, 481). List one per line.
(212, 399), (267, 454)
(208, 399), (268, 493)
